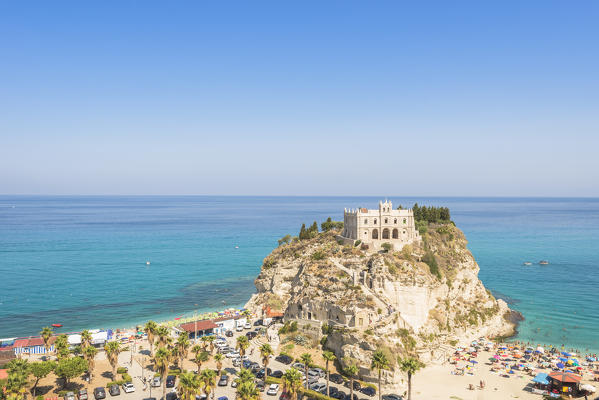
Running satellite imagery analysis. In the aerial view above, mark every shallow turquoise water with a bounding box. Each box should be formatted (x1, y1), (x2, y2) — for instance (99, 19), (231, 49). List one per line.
(0, 196), (597, 352)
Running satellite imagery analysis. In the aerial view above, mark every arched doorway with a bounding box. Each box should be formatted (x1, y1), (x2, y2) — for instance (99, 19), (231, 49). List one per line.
(392, 228), (399, 239)
(372, 229), (379, 239)
(382, 228), (390, 239)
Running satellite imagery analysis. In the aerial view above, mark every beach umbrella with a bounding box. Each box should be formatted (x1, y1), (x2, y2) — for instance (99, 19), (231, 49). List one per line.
(525, 349), (532, 354)
(470, 360), (478, 364)
(557, 362), (565, 369)
(537, 346), (545, 353)
(548, 371), (582, 383)
(559, 357), (568, 362)
(500, 346), (507, 350)
(562, 351), (572, 357)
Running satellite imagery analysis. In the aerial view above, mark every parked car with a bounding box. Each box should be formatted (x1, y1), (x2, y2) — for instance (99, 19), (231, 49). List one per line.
(291, 362), (304, 370)
(343, 394), (358, 400)
(231, 379), (238, 388)
(108, 384), (120, 396)
(270, 370), (283, 379)
(218, 375), (229, 386)
(166, 375), (176, 388)
(93, 388), (106, 400)
(344, 380), (361, 391)
(381, 395), (403, 400)
(310, 368), (325, 378)
(152, 377), (161, 387)
(267, 384), (279, 396)
(165, 393), (178, 400)
(256, 368), (272, 379)
(275, 355), (292, 365)
(122, 383), (135, 393)
(225, 330), (234, 337)
(253, 320), (263, 326)
(226, 350), (240, 358)
(236, 325), (244, 332)
(329, 374), (344, 384)
(64, 392), (76, 400)
(308, 368), (322, 379)
(246, 331), (257, 339)
(328, 387), (339, 396)
(244, 323), (251, 329)
(360, 387), (376, 397)
(217, 397), (228, 400)
(332, 391), (346, 400)
(310, 383), (326, 392)
(78, 389), (88, 400)
(256, 381), (265, 392)
(232, 358), (241, 367)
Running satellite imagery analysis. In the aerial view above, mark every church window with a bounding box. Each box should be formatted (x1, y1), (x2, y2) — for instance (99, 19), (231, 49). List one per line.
(308, 312), (312, 320)
(394, 218), (397, 224)
(364, 219), (368, 224)
(384, 218), (388, 224)
(392, 228), (398, 239)
(374, 219), (377, 224)
(403, 218), (406, 224)
(382, 228), (390, 239)
(372, 229), (379, 239)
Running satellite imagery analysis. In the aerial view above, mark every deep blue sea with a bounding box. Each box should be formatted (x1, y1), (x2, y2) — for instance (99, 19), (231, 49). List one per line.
(0, 196), (598, 352)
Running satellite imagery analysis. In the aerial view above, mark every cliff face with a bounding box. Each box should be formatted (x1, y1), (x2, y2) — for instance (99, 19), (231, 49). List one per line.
(245, 222), (516, 388)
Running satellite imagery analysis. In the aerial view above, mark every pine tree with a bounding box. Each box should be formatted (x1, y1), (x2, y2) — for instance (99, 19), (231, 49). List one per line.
(299, 224), (306, 240)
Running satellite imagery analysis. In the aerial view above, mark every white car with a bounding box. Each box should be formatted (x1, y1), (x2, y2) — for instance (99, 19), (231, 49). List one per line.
(244, 323), (251, 329)
(267, 384), (279, 396)
(122, 383), (135, 393)
(226, 350), (240, 358)
(236, 325), (244, 332)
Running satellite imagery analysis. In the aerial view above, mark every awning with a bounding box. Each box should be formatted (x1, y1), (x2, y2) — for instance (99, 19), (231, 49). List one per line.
(532, 373), (549, 385)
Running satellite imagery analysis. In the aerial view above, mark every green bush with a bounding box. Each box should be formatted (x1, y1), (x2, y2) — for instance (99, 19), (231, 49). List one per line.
(289, 321), (298, 332)
(381, 243), (392, 252)
(312, 251), (326, 260)
(58, 391), (68, 397)
(167, 369), (181, 376)
(116, 367), (128, 374)
(121, 373), (132, 382)
(37, 396), (44, 400)
(422, 250), (441, 279)
(354, 240), (361, 247)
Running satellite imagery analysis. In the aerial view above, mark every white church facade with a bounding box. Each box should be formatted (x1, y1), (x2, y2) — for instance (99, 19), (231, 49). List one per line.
(340, 200), (420, 250)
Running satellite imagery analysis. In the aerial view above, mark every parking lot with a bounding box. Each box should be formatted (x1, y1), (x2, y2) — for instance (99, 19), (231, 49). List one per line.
(88, 324), (401, 400)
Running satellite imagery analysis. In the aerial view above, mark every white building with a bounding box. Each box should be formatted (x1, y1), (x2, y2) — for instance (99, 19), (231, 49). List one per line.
(340, 200), (420, 250)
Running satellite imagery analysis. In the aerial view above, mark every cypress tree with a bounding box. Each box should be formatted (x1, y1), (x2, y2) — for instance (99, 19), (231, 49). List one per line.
(299, 223), (307, 240)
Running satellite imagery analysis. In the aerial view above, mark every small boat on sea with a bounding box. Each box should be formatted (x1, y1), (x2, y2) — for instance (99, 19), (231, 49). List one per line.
(539, 260), (549, 265)
(146, 261), (150, 265)
(51, 323), (62, 328)
(523, 262), (532, 266)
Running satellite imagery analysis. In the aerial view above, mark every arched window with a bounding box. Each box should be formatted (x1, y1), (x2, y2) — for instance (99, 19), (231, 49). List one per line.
(382, 228), (390, 239)
(364, 219), (368, 225)
(372, 229), (379, 239)
(403, 218), (406, 224)
(394, 218), (397, 224)
(392, 228), (399, 239)
(374, 219), (377, 225)
(384, 218), (388, 224)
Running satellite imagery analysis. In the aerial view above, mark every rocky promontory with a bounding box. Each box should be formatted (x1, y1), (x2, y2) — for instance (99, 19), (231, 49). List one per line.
(245, 216), (517, 388)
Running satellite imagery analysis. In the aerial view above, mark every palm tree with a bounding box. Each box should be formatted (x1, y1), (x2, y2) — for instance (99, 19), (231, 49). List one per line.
(156, 326), (171, 347)
(194, 351), (210, 373)
(371, 351), (390, 400)
(199, 369), (216, 399)
(154, 346), (171, 400)
(82, 346), (98, 383)
(5, 359), (30, 400)
(176, 333), (190, 368)
(213, 353), (224, 376)
(322, 351), (336, 397)
(236, 336), (250, 357)
(259, 344), (273, 380)
(398, 357), (425, 400)
(281, 368), (303, 400)
(40, 327), (54, 355)
(54, 334), (70, 360)
(300, 353), (312, 388)
(104, 341), (123, 379)
(345, 364), (359, 400)
(144, 321), (158, 356)
(235, 368), (255, 385)
(236, 380), (260, 400)
(205, 336), (216, 354)
(178, 371), (201, 400)
(80, 330), (93, 349)
(200, 336), (210, 352)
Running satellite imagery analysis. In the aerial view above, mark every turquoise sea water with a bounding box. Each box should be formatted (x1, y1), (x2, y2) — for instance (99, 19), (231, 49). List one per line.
(0, 196), (598, 352)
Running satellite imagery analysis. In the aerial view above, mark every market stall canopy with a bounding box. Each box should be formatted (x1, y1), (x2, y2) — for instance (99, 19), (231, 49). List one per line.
(548, 371), (582, 383)
(532, 373), (550, 385)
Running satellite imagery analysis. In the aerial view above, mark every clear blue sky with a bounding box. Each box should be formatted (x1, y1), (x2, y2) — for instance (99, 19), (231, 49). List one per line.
(1, 1), (598, 196)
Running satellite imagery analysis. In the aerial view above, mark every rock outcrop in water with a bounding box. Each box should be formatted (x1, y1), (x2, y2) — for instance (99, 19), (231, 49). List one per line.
(245, 220), (517, 387)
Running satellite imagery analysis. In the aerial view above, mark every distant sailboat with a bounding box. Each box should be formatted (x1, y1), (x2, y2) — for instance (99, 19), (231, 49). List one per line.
(539, 260), (549, 265)
(523, 262), (532, 266)
(146, 261), (151, 265)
